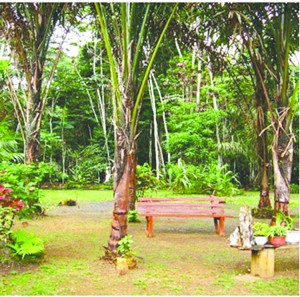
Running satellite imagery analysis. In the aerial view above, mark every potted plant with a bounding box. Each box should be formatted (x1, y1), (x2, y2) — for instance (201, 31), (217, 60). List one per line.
(268, 224), (287, 247)
(276, 212), (299, 244)
(115, 235), (137, 270)
(252, 222), (269, 246)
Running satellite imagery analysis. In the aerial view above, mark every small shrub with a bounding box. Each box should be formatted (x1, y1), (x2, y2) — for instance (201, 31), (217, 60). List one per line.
(0, 185), (25, 244)
(0, 162), (46, 216)
(128, 210), (140, 223)
(166, 159), (194, 193)
(164, 160), (240, 195)
(136, 163), (159, 197)
(290, 183), (299, 194)
(117, 235), (135, 258)
(252, 207), (274, 219)
(200, 164), (241, 196)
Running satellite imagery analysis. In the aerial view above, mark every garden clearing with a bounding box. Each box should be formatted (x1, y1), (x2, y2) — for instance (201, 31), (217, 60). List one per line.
(0, 190), (298, 295)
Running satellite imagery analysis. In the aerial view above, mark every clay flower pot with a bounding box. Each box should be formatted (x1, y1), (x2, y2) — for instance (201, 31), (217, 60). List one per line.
(268, 236), (286, 247)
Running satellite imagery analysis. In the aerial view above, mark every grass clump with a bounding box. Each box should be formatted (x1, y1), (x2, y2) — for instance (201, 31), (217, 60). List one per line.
(245, 277), (299, 295)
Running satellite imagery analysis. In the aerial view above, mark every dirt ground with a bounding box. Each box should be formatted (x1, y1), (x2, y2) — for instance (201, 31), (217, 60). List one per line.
(1, 201), (299, 295)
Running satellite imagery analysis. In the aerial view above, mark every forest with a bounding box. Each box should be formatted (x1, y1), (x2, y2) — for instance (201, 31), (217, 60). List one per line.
(0, 3), (299, 256)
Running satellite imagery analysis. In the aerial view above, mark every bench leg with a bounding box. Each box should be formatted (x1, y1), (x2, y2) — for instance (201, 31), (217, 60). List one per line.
(251, 248), (275, 278)
(219, 217), (225, 236)
(214, 218), (220, 234)
(214, 217), (225, 236)
(146, 216), (153, 237)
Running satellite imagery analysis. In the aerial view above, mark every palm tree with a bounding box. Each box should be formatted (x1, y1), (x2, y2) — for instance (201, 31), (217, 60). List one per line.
(0, 3), (76, 163)
(95, 3), (178, 254)
(226, 3), (299, 214)
(194, 3), (299, 214)
(242, 3), (298, 215)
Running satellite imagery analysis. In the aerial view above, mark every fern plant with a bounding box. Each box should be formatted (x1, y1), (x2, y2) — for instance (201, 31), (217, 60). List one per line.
(7, 229), (45, 260)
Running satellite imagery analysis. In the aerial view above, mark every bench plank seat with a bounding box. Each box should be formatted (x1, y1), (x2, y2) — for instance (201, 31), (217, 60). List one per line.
(138, 197), (225, 202)
(137, 195), (232, 237)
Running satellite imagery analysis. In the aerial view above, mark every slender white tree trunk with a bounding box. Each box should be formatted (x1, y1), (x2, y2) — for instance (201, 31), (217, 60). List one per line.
(196, 58), (202, 108)
(61, 111), (66, 185)
(175, 37), (182, 57)
(73, 37), (112, 183)
(208, 59), (222, 166)
(148, 73), (165, 178)
(151, 72), (170, 164)
(94, 40), (112, 182)
(149, 122), (153, 167)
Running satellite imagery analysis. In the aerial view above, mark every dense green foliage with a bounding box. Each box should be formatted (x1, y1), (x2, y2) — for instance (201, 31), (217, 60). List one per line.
(0, 2), (298, 195)
(136, 163), (159, 197)
(0, 185), (25, 242)
(165, 160), (240, 195)
(0, 163), (50, 216)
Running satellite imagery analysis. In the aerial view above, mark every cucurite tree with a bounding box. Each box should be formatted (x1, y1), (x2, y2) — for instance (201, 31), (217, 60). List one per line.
(187, 3), (299, 214)
(230, 3), (299, 214)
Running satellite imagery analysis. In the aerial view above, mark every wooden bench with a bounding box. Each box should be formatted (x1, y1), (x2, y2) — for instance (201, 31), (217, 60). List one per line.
(137, 195), (232, 237)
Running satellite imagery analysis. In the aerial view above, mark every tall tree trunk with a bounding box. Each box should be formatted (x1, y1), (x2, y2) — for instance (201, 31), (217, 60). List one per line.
(258, 162), (270, 208)
(25, 133), (40, 164)
(272, 131), (293, 216)
(95, 2), (179, 256)
(256, 96), (271, 209)
(128, 152), (137, 211)
(24, 91), (43, 163)
(108, 152), (132, 253)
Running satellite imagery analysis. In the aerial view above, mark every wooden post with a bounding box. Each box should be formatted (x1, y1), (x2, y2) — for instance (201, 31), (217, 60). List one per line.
(251, 247), (275, 278)
(146, 216), (153, 237)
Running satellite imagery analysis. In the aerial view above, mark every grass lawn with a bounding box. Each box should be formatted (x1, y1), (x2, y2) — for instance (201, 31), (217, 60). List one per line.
(40, 188), (299, 212)
(40, 189), (114, 205)
(0, 190), (298, 295)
